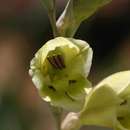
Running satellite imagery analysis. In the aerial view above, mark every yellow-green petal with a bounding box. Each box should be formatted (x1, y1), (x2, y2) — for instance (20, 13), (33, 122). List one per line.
(95, 71), (130, 129)
(96, 71), (130, 98)
(79, 85), (120, 127)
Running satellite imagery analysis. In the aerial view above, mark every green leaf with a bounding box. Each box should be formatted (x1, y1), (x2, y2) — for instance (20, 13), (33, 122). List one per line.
(57, 0), (112, 37)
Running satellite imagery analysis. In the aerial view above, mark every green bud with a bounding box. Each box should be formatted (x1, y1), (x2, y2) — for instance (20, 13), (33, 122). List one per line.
(73, 0), (112, 23)
(29, 37), (93, 111)
(57, 0), (112, 37)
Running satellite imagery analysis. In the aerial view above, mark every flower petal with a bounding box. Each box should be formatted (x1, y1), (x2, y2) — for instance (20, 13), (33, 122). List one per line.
(79, 85), (120, 127)
(96, 71), (130, 98)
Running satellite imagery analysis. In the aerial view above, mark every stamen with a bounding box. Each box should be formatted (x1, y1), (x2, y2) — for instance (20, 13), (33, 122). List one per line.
(47, 57), (58, 69)
(53, 56), (62, 69)
(57, 55), (66, 68)
(47, 54), (65, 69)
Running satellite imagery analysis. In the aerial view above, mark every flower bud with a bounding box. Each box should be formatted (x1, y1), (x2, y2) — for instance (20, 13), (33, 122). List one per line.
(29, 37), (93, 111)
(73, 0), (112, 23)
(57, 0), (112, 36)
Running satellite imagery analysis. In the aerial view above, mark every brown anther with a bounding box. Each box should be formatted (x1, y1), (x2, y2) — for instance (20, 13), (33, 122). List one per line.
(47, 57), (58, 69)
(47, 55), (65, 69)
(53, 55), (62, 69)
(57, 55), (66, 68)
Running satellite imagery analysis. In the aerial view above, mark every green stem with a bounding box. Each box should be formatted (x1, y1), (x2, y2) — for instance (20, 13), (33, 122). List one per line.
(48, 4), (58, 37)
(50, 105), (62, 130)
(41, 0), (58, 37)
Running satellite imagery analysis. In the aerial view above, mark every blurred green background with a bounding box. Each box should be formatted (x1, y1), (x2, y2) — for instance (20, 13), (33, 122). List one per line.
(0, 0), (130, 130)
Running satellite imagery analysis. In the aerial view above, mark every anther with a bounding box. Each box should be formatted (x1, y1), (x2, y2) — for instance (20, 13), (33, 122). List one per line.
(47, 55), (65, 69)
(47, 57), (58, 69)
(57, 55), (66, 68)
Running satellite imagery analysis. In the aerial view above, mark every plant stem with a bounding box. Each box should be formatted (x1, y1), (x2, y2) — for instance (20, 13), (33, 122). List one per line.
(48, 3), (58, 37)
(50, 106), (62, 130)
